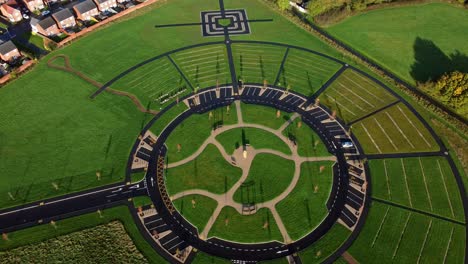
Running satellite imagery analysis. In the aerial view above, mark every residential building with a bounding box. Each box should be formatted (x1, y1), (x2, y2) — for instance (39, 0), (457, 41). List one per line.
(0, 4), (21, 22)
(52, 8), (76, 29)
(73, 0), (98, 21)
(35, 16), (60, 36)
(93, 0), (116, 11)
(0, 40), (21, 62)
(22, 0), (44, 12)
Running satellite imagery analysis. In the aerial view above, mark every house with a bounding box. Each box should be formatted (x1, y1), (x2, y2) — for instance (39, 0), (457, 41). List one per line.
(93, 0), (116, 11)
(0, 40), (21, 62)
(35, 16), (60, 36)
(22, 0), (44, 12)
(73, 0), (98, 21)
(0, 4), (22, 22)
(52, 8), (76, 29)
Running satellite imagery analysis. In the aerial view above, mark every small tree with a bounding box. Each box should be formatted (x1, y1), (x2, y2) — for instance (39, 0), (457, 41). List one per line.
(2, 233), (8, 241)
(277, 0), (289, 11)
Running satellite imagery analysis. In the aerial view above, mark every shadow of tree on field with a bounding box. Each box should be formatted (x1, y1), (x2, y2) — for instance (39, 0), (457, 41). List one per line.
(410, 37), (468, 83)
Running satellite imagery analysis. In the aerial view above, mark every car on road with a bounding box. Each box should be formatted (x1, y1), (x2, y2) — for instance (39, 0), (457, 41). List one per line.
(341, 141), (354, 148)
(41, 10), (50, 16)
(22, 13), (29, 19)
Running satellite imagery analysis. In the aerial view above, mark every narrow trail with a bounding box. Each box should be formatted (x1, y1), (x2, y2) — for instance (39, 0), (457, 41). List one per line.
(168, 102), (336, 242)
(47, 55), (158, 115)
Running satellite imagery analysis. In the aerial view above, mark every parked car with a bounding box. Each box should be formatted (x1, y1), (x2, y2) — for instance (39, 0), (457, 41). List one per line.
(22, 13), (29, 19)
(41, 10), (50, 16)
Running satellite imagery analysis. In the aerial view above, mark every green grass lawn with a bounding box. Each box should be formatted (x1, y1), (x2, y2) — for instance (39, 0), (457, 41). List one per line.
(369, 157), (464, 221)
(165, 144), (242, 195)
(232, 43), (286, 84)
(0, 205), (167, 263)
(131, 171), (146, 183)
(165, 104), (238, 162)
(133, 195), (153, 208)
(233, 153), (295, 203)
(149, 103), (189, 136)
(110, 56), (192, 110)
(319, 69), (398, 123)
(216, 127), (291, 155)
(298, 223), (351, 263)
(352, 103), (438, 154)
(172, 44), (231, 89)
(241, 102), (291, 129)
(259, 257), (289, 264)
(276, 161), (334, 241)
(208, 206), (283, 243)
(278, 48), (342, 97)
(327, 3), (468, 86)
(173, 194), (218, 232)
(282, 119), (331, 157)
(349, 202), (465, 264)
(0, 64), (149, 210)
(192, 252), (231, 264)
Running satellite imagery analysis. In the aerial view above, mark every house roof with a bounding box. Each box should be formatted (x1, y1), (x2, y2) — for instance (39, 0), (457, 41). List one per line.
(73, 0), (97, 14)
(1, 4), (19, 14)
(94, 0), (109, 4)
(0, 40), (17, 55)
(38, 16), (57, 30)
(52, 8), (74, 22)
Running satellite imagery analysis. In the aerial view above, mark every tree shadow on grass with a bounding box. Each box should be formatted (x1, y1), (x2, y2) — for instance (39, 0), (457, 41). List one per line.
(410, 37), (468, 83)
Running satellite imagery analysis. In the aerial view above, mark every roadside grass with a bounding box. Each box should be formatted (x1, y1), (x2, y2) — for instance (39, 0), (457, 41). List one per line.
(259, 257), (289, 264)
(149, 103), (189, 136)
(165, 144), (242, 195)
(369, 157), (464, 221)
(208, 206), (283, 243)
(241, 102), (291, 129)
(192, 252), (231, 264)
(276, 161), (334, 240)
(0, 65), (148, 210)
(172, 44), (230, 89)
(0, 205), (167, 263)
(232, 43), (286, 85)
(351, 103), (438, 154)
(298, 223), (351, 263)
(131, 171), (146, 183)
(278, 48), (342, 97)
(216, 127), (291, 155)
(173, 194), (218, 232)
(165, 104), (237, 162)
(349, 202), (465, 263)
(110, 56), (192, 110)
(132, 195), (153, 208)
(282, 119), (331, 157)
(233, 153), (295, 203)
(319, 69), (398, 123)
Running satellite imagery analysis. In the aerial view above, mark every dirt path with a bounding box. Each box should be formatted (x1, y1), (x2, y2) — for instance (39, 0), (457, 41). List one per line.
(342, 251), (359, 264)
(47, 55), (158, 115)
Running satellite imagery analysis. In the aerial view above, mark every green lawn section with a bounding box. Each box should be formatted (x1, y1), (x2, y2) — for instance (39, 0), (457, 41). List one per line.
(282, 119), (330, 157)
(233, 153), (295, 203)
(110, 56), (191, 110)
(259, 257), (289, 264)
(349, 202), (465, 263)
(149, 103), (189, 136)
(133, 195), (153, 208)
(241, 102), (291, 129)
(369, 157), (464, 221)
(131, 171), (146, 183)
(172, 44), (230, 89)
(165, 104), (238, 162)
(208, 207), (283, 243)
(192, 252), (231, 264)
(319, 69), (398, 123)
(0, 206), (167, 263)
(0, 221), (148, 263)
(232, 42), (286, 84)
(276, 161), (334, 241)
(173, 194), (218, 232)
(278, 48), (342, 97)
(352, 103), (438, 154)
(298, 223), (351, 263)
(165, 144), (242, 195)
(216, 127), (291, 155)
(0, 64), (149, 210)
(327, 3), (468, 85)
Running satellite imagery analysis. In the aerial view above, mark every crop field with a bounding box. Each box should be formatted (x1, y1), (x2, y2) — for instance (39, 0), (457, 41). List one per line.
(172, 44), (230, 89)
(278, 48), (342, 96)
(232, 43), (286, 84)
(351, 103), (438, 154)
(319, 69), (398, 123)
(369, 157), (464, 221)
(349, 202), (465, 264)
